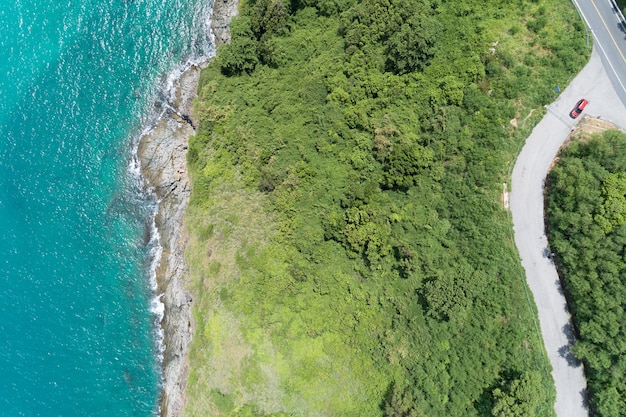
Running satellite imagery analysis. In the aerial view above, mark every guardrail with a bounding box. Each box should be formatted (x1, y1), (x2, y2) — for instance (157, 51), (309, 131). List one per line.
(610, 0), (626, 29)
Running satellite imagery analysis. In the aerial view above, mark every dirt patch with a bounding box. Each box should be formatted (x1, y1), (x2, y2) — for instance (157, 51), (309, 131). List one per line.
(573, 115), (616, 134)
(510, 108), (537, 131)
(562, 115), (621, 148)
(523, 108), (536, 123)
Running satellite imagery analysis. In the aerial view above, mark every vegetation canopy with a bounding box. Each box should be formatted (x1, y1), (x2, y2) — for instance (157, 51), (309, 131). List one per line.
(184, 0), (588, 415)
(546, 130), (626, 417)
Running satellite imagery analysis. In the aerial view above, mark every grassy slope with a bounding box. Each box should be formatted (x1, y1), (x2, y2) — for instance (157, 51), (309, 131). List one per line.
(183, 0), (588, 415)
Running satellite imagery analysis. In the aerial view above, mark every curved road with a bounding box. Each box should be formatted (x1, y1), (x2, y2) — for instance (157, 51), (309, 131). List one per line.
(510, 1), (626, 416)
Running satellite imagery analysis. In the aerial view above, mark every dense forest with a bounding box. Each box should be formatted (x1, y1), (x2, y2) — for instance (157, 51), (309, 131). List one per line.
(183, 0), (588, 415)
(546, 130), (626, 417)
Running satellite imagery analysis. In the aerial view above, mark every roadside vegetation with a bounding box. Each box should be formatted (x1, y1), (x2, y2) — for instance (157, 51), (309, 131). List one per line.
(184, 0), (588, 415)
(546, 129), (626, 417)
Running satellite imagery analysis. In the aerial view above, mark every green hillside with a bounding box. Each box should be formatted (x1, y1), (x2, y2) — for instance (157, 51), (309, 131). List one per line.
(183, 0), (588, 415)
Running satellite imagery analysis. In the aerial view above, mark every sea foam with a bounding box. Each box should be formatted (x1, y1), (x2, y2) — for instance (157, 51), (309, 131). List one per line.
(126, 0), (217, 393)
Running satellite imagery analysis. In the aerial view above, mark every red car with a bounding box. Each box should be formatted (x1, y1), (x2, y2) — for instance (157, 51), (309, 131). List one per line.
(569, 98), (588, 119)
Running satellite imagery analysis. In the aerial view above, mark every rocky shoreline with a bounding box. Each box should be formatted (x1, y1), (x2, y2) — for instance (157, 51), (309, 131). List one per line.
(136, 0), (239, 416)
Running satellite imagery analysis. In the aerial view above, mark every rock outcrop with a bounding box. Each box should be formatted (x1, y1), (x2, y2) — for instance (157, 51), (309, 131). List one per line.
(137, 1), (239, 416)
(138, 64), (197, 417)
(211, 0), (240, 47)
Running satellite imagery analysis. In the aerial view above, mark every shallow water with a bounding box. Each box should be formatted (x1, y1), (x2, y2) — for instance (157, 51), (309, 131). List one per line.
(0, 1), (213, 415)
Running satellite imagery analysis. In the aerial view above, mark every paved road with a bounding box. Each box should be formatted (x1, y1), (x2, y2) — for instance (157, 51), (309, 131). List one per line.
(574, 0), (626, 106)
(510, 1), (626, 414)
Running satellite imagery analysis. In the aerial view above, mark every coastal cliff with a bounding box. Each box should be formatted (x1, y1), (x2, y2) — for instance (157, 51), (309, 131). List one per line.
(137, 0), (239, 415)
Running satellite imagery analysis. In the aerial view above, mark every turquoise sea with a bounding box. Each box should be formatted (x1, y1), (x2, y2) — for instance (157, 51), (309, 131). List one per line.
(0, 1), (213, 415)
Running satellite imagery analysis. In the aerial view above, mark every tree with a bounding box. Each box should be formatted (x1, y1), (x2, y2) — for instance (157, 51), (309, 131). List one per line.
(383, 141), (434, 188)
(596, 172), (626, 233)
(250, 0), (290, 40)
(595, 386), (623, 417)
(385, 14), (438, 74)
(423, 274), (471, 321)
(218, 17), (259, 75)
(491, 371), (545, 417)
(384, 383), (427, 417)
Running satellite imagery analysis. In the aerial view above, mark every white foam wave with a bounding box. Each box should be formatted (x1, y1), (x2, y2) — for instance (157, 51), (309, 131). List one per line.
(124, 0), (217, 393)
(126, 131), (166, 368)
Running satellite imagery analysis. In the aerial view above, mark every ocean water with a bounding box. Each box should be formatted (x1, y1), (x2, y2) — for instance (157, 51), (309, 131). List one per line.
(0, 0), (214, 415)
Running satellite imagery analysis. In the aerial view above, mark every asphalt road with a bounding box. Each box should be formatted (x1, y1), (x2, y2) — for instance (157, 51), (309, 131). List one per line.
(574, 0), (626, 106)
(510, 1), (626, 414)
